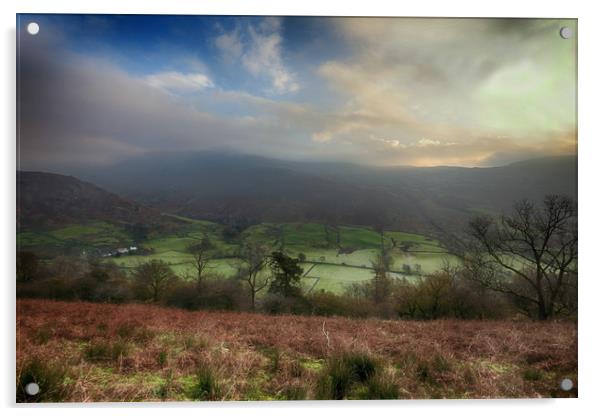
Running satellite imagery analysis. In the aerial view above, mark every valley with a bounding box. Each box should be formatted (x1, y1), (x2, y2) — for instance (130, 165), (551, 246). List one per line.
(18, 215), (458, 295)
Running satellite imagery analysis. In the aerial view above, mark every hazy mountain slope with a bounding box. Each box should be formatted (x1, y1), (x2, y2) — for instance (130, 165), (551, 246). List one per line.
(68, 153), (577, 234)
(17, 171), (162, 229)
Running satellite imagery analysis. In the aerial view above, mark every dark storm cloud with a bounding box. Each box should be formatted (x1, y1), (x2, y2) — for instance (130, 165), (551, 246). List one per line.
(16, 27), (315, 170)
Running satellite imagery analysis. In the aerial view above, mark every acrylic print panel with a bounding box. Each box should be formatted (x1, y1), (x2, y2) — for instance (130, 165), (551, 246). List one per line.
(16, 15), (577, 402)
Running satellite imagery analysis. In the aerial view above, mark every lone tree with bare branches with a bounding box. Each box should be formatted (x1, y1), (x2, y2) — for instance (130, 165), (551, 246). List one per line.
(188, 237), (214, 287)
(239, 242), (270, 310)
(371, 249), (393, 304)
(133, 260), (177, 303)
(465, 194), (577, 320)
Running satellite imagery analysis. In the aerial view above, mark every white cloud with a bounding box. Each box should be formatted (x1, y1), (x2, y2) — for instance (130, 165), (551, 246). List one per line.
(370, 135), (405, 148)
(215, 29), (243, 62)
(308, 18), (576, 166)
(311, 131), (332, 143)
(145, 71), (214, 93)
(243, 24), (299, 94)
(216, 18), (299, 95)
(415, 138), (454, 147)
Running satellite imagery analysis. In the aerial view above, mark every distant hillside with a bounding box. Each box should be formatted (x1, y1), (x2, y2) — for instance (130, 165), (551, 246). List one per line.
(67, 153), (576, 235)
(17, 171), (162, 229)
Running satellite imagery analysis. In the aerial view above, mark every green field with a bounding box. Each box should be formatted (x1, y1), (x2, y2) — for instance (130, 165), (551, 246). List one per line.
(17, 221), (132, 254)
(17, 216), (459, 294)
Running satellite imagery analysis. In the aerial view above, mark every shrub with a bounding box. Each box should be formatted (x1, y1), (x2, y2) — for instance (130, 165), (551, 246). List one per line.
(16, 357), (69, 402)
(307, 292), (376, 318)
(17, 251), (40, 282)
(16, 260), (133, 303)
(197, 279), (248, 311)
(164, 282), (201, 310)
(261, 293), (311, 315)
(165, 279), (249, 311)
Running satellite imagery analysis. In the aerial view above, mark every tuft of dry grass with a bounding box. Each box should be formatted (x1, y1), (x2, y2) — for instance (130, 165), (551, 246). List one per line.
(16, 299), (577, 402)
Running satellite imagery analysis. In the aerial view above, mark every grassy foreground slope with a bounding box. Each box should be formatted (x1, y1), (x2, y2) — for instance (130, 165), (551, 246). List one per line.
(17, 299), (577, 402)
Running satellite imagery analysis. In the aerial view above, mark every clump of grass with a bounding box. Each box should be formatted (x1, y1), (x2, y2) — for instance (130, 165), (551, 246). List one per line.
(157, 350), (168, 368)
(280, 384), (307, 400)
(243, 375), (270, 401)
(33, 326), (53, 345)
(288, 360), (304, 378)
(397, 351), (418, 370)
(111, 339), (130, 360)
(316, 357), (353, 399)
(191, 364), (222, 401)
(156, 370), (174, 401)
(264, 348), (281, 373)
(416, 352), (453, 385)
(462, 366), (477, 387)
(432, 353), (452, 373)
(183, 335), (208, 351)
(341, 351), (378, 382)
(84, 339), (129, 362)
(84, 341), (111, 362)
(315, 351), (380, 399)
(16, 357), (69, 403)
(358, 376), (400, 400)
(116, 323), (137, 338)
(416, 360), (431, 383)
(116, 323), (154, 344)
(523, 368), (544, 381)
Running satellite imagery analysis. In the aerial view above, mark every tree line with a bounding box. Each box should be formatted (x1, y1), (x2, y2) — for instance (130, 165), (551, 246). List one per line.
(17, 194), (577, 321)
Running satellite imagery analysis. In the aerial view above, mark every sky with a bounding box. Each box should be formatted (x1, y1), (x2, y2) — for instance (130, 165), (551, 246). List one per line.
(17, 15), (577, 170)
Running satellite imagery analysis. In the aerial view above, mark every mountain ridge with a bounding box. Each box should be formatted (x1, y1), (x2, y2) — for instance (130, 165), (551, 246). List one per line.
(17, 171), (163, 230)
(54, 152), (577, 234)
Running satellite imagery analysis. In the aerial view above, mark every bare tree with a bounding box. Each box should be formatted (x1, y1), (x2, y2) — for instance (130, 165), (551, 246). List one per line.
(371, 249), (393, 303)
(188, 237), (214, 287)
(465, 195), (577, 320)
(239, 243), (270, 310)
(133, 260), (177, 303)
